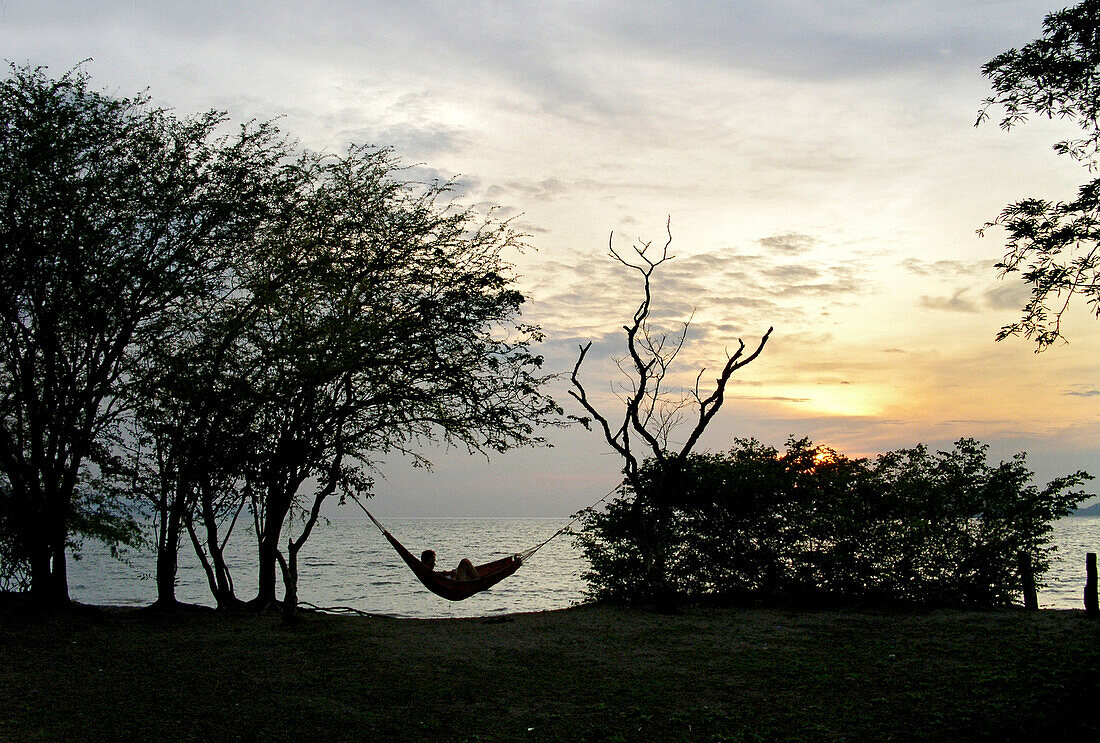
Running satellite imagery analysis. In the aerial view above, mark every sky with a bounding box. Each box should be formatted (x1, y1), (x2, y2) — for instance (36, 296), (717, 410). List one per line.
(4, 0), (1099, 516)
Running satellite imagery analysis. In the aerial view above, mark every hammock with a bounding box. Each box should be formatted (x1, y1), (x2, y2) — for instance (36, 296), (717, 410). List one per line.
(355, 488), (614, 602)
(379, 525), (523, 601)
(359, 506), (532, 601)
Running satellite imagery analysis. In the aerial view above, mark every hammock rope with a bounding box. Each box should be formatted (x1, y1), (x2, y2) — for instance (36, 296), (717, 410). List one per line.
(523, 484), (620, 558)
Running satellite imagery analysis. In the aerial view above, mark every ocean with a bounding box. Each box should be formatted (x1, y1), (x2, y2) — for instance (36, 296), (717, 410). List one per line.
(66, 515), (1100, 617)
(68, 517), (588, 618)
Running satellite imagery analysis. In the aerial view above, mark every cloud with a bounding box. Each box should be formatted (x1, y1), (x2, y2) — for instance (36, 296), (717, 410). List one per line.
(984, 281), (1031, 311)
(762, 265), (823, 282)
(582, 0), (1037, 82)
(902, 258), (990, 277)
(729, 394), (812, 403)
(9, 0), (1099, 523)
(525, 234), (880, 399)
(661, 246), (864, 302)
(515, 220), (552, 235)
(919, 288), (979, 313)
(758, 233), (818, 254)
(486, 178), (572, 203)
(371, 122), (472, 159)
(399, 166), (480, 197)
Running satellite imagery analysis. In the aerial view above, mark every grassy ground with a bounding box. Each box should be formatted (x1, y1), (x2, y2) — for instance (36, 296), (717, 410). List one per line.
(1, 599), (1098, 742)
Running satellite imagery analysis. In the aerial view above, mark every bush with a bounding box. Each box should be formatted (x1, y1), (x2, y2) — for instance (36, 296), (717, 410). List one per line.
(0, 481), (29, 591)
(575, 438), (1092, 607)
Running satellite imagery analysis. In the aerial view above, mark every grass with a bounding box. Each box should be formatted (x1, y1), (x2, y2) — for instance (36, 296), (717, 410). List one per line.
(1, 599), (1099, 742)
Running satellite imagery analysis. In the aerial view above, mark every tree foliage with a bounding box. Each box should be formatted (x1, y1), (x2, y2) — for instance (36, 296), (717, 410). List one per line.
(232, 146), (561, 615)
(979, 0), (1100, 348)
(0, 480), (29, 591)
(1, 63), (563, 612)
(126, 143), (562, 614)
(0, 64), (287, 605)
(577, 438), (1091, 606)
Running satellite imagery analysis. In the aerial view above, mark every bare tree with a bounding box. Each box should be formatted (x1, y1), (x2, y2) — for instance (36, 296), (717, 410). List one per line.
(570, 221), (772, 601)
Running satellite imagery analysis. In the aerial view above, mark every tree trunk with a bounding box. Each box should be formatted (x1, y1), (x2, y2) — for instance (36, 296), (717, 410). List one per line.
(198, 490), (240, 607)
(29, 513), (71, 608)
(254, 500), (288, 609)
(277, 543), (299, 624)
(1086, 553), (1098, 618)
(154, 507), (182, 607)
(185, 511), (241, 609)
(255, 532), (280, 608)
(28, 540), (53, 605)
(762, 558), (779, 595)
(209, 542), (238, 608)
(51, 515), (70, 604)
(650, 504), (673, 605)
(253, 487), (293, 609)
(1019, 552), (1038, 611)
(25, 494), (70, 607)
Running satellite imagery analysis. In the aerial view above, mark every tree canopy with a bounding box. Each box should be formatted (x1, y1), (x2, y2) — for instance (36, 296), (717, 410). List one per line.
(0, 64), (290, 604)
(229, 146), (562, 614)
(979, 0), (1100, 348)
(0, 64), (563, 610)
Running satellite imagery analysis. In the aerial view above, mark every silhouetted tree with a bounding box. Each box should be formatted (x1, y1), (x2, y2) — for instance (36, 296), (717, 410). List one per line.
(570, 222), (772, 602)
(0, 64), (288, 606)
(979, 0), (1100, 348)
(127, 288), (264, 608)
(125, 141), (562, 616)
(230, 146), (563, 616)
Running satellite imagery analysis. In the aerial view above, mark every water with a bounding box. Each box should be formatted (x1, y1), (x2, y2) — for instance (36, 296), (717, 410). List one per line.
(1040, 516), (1100, 609)
(68, 517), (588, 618)
(67, 516), (1100, 615)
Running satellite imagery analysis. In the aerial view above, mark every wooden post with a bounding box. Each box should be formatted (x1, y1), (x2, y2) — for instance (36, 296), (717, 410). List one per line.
(1019, 553), (1038, 611)
(1086, 553), (1098, 618)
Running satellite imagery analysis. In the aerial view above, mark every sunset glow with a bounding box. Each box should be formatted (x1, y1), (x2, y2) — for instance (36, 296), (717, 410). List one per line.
(770, 384), (887, 419)
(5, 0), (1098, 515)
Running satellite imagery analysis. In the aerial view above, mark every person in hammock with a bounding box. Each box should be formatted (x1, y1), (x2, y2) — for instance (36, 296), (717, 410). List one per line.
(421, 549), (480, 581)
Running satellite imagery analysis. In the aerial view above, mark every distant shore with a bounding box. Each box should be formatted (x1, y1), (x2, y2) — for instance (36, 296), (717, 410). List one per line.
(2, 599), (1098, 742)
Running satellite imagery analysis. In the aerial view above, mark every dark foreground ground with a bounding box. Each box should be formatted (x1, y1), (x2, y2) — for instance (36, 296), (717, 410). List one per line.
(1, 599), (1098, 742)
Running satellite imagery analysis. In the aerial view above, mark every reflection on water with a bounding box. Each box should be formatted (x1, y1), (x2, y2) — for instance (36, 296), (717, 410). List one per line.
(66, 515), (1100, 615)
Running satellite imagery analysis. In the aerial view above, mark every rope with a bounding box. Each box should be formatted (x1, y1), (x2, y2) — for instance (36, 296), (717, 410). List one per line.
(516, 485), (620, 561)
(353, 499), (387, 533)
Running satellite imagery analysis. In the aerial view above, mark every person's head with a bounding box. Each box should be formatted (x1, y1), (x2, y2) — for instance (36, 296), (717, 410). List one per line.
(421, 549), (436, 569)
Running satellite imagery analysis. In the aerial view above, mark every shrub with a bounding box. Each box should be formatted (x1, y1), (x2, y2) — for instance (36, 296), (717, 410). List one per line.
(575, 438), (1091, 606)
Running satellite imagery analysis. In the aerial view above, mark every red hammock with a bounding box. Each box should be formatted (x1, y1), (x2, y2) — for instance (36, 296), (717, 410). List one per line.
(357, 488), (613, 602)
(361, 507), (525, 601)
(377, 527), (523, 601)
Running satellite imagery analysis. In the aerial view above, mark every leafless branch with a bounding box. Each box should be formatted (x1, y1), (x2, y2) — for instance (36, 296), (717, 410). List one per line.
(570, 220), (773, 490)
(568, 341), (640, 482)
